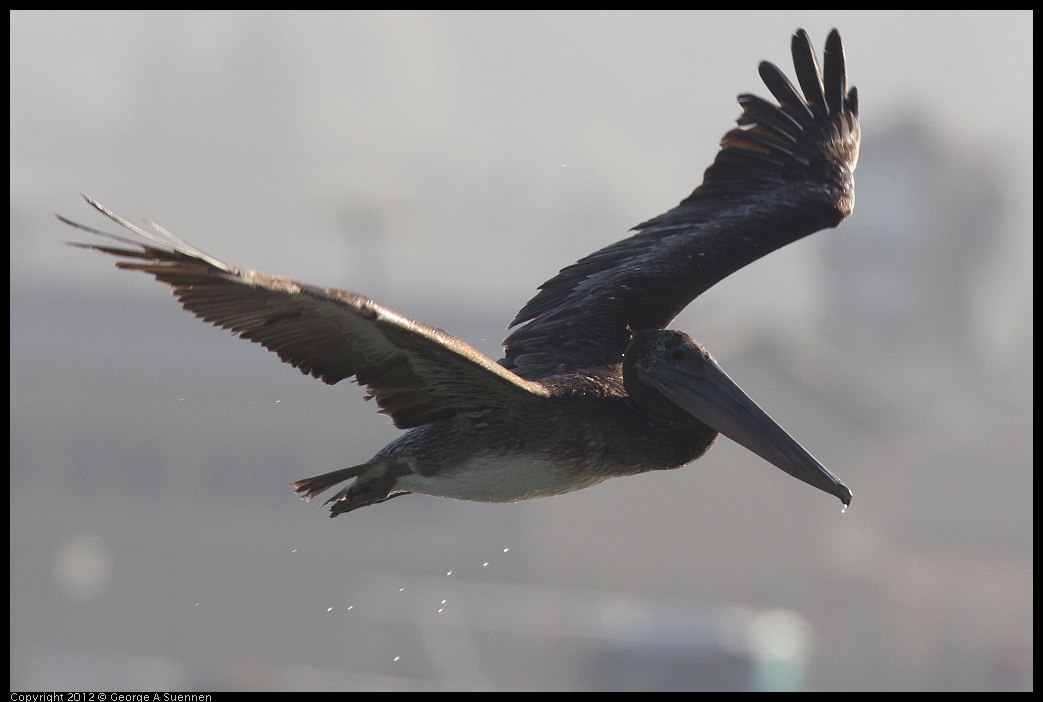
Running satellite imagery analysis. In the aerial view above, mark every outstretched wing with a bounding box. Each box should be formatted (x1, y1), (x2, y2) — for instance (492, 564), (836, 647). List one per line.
(62, 196), (548, 429)
(502, 29), (859, 378)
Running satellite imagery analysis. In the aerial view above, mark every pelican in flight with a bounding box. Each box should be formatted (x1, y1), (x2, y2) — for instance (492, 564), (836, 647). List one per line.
(64, 29), (859, 517)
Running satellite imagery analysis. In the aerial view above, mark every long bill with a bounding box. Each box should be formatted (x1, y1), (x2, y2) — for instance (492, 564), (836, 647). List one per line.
(645, 355), (852, 506)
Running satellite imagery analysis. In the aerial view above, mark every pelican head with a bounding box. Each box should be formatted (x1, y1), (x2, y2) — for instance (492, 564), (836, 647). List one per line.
(624, 329), (852, 505)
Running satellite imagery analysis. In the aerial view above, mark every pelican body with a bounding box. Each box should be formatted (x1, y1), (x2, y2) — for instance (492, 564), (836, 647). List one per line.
(64, 29), (859, 516)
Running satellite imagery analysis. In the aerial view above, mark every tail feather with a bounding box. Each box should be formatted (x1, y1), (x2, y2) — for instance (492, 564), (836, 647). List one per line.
(292, 464), (370, 501)
(294, 459), (412, 516)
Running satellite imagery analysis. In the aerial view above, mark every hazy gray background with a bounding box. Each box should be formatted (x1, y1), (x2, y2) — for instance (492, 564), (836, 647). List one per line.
(11, 11), (1032, 691)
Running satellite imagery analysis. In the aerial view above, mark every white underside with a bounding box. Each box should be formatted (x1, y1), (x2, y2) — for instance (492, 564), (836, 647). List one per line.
(396, 454), (606, 503)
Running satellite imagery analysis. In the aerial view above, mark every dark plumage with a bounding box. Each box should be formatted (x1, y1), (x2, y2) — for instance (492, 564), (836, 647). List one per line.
(64, 28), (859, 516)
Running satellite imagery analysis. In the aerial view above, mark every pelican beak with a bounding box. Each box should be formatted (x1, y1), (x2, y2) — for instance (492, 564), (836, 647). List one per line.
(644, 352), (852, 506)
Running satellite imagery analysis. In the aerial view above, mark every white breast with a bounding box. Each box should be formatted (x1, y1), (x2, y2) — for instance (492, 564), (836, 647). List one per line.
(397, 454), (608, 503)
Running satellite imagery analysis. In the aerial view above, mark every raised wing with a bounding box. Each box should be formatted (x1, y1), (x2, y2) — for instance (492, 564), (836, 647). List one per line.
(61, 196), (549, 429)
(502, 29), (859, 378)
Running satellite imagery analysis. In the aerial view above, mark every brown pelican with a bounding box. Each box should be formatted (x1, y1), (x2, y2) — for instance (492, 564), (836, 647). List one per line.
(63, 29), (859, 516)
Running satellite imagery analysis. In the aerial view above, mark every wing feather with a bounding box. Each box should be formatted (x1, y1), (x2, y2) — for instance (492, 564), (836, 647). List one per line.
(63, 196), (548, 429)
(502, 29), (859, 378)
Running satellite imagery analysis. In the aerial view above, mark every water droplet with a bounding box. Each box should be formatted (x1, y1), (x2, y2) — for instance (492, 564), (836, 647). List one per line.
(347, 605), (354, 610)
(441, 599), (446, 604)
(437, 608), (443, 613)
(503, 548), (509, 553)
(393, 656), (401, 662)
(841, 504), (847, 514)
(446, 570), (452, 576)
(483, 562), (489, 567)
(327, 607), (333, 612)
